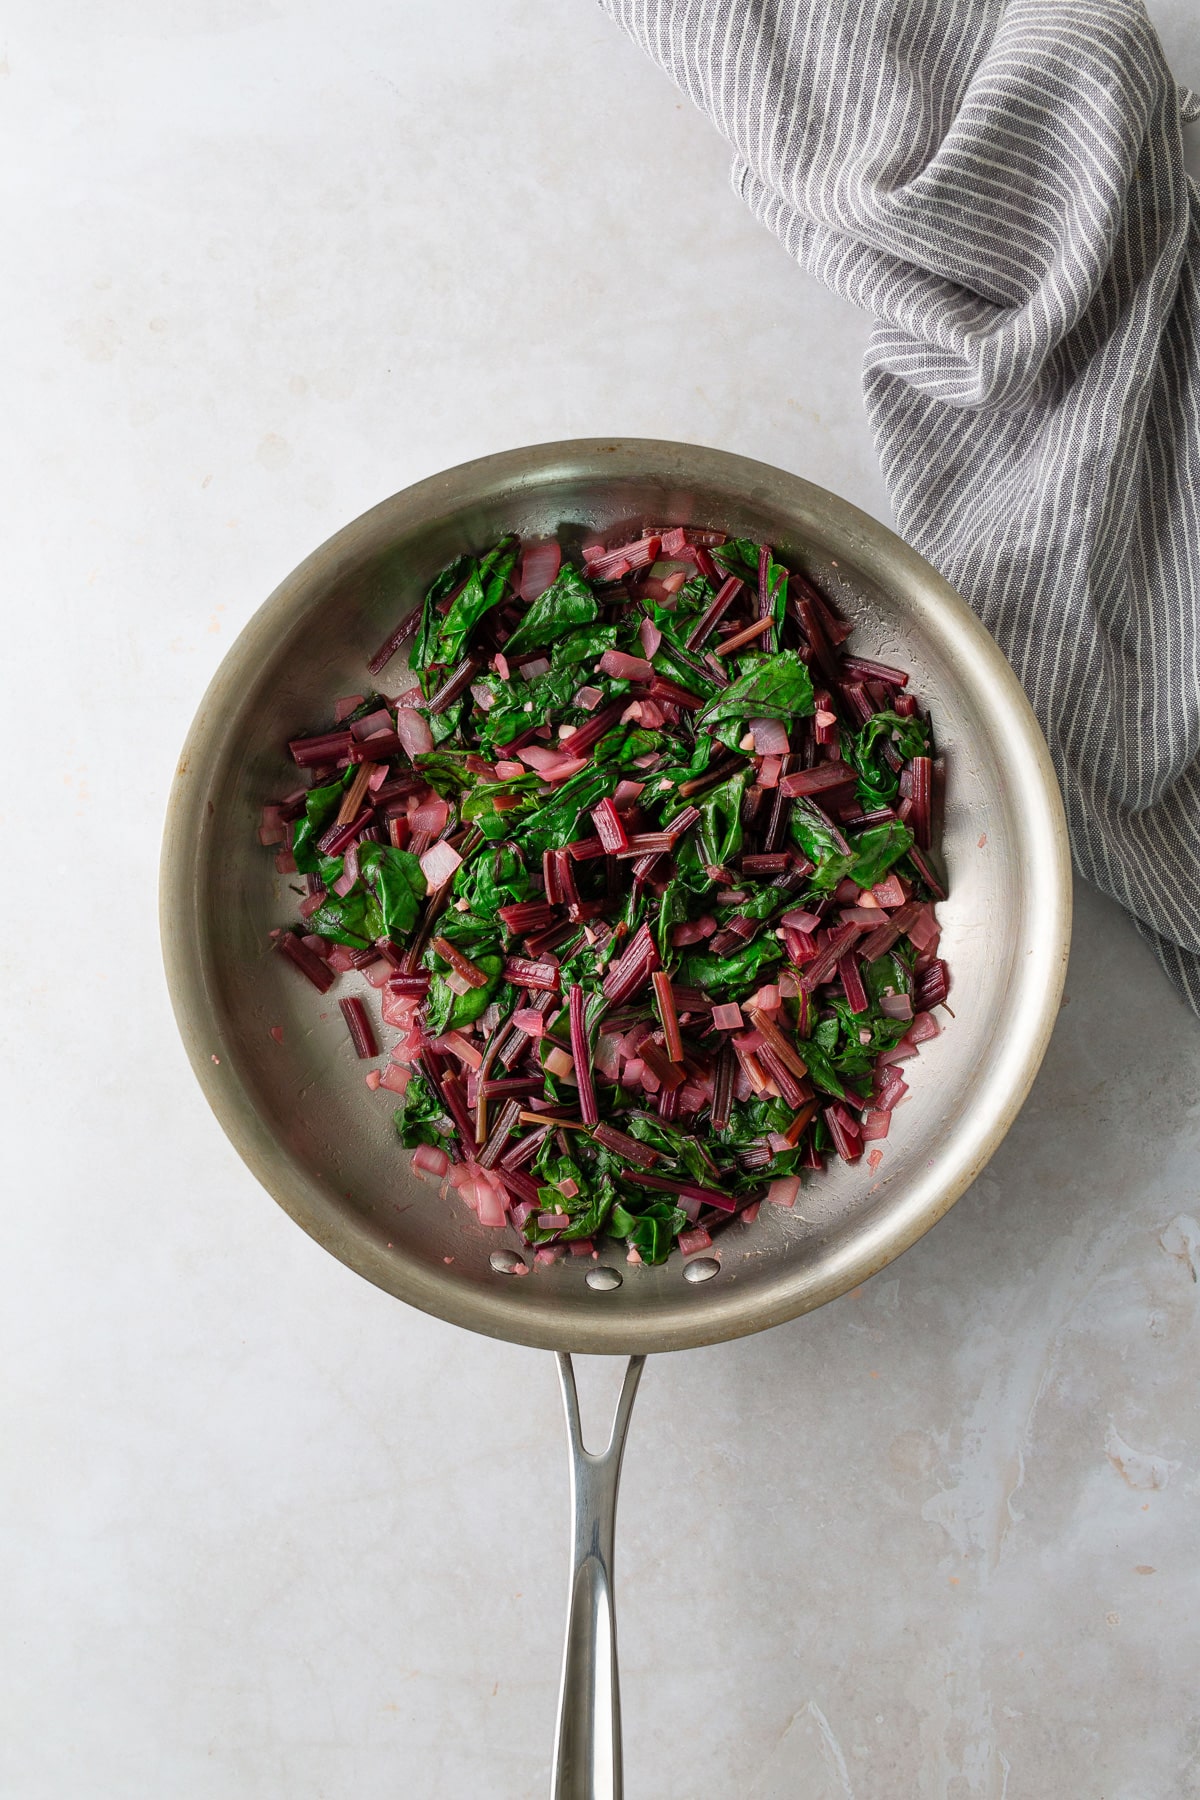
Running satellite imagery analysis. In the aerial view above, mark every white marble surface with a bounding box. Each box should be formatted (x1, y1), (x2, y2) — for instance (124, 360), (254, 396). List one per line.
(5, 4), (1200, 1796)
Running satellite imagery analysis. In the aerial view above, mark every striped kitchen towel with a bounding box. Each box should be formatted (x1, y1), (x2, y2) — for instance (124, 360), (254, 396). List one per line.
(598, 0), (1200, 1009)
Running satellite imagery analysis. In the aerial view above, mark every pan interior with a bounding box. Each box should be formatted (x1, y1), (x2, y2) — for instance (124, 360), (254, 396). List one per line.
(161, 440), (1070, 1353)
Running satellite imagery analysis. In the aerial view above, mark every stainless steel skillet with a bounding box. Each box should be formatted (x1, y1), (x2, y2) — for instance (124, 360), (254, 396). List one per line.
(160, 438), (1071, 1798)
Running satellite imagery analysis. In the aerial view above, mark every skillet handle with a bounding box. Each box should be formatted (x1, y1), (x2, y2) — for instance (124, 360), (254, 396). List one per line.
(551, 1353), (646, 1800)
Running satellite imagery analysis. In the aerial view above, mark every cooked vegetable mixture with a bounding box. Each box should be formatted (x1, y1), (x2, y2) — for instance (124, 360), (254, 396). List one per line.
(261, 526), (950, 1266)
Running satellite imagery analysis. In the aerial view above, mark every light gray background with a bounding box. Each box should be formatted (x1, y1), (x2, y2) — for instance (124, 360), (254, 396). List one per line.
(4, 4), (1200, 1796)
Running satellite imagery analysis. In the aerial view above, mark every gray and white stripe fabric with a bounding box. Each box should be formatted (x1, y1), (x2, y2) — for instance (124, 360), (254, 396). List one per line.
(598, 0), (1200, 1008)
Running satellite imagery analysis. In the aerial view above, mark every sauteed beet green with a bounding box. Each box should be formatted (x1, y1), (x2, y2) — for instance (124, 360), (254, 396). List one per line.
(261, 526), (950, 1267)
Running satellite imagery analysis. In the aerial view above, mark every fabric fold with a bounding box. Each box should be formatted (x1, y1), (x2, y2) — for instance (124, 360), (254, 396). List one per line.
(599, 0), (1200, 1007)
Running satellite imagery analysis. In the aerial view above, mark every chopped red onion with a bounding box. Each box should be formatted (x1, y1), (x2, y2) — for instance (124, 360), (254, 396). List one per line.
(394, 709), (434, 757)
(598, 649), (654, 681)
(518, 539), (561, 601)
(419, 840), (462, 890)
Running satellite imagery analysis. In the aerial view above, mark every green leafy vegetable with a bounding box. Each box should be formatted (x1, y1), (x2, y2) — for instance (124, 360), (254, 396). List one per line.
(698, 766), (751, 870)
(793, 1034), (845, 1099)
(425, 951), (503, 1035)
(500, 565), (598, 660)
(863, 952), (911, 1006)
(553, 624), (619, 667)
(790, 798), (857, 892)
(393, 1073), (452, 1149)
(304, 879), (383, 948)
(848, 820), (914, 888)
(422, 538), (518, 682)
(452, 843), (531, 915)
(412, 554), (473, 686)
(711, 538), (761, 583)
(846, 709), (931, 809)
(290, 769), (354, 874)
(358, 844), (427, 940)
(680, 936), (782, 999)
(696, 650), (814, 749)
(609, 1199), (687, 1265)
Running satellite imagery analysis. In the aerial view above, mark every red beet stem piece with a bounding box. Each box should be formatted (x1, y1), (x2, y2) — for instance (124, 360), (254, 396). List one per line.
(838, 681), (876, 728)
(685, 575), (743, 650)
(400, 878), (455, 975)
(338, 995), (378, 1059)
(615, 833), (675, 857)
(589, 535), (661, 580)
(652, 971), (684, 1062)
(288, 729), (354, 768)
(591, 798), (629, 854)
(439, 1070), (478, 1151)
(795, 597), (839, 683)
(480, 1076), (542, 1100)
(838, 954), (869, 1014)
(792, 575), (853, 643)
(542, 848), (565, 906)
(347, 733), (403, 763)
(824, 1103), (862, 1163)
(501, 956), (561, 991)
(657, 1080), (682, 1122)
(500, 1125), (552, 1170)
(711, 1043), (735, 1131)
(567, 899), (607, 924)
(676, 753), (743, 798)
(714, 615), (774, 657)
(758, 542), (772, 620)
(670, 986), (713, 1012)
(910, 756), (932, 850)
(558, 698), (628, 757)
(277, 931), (334, 993)
(317, 807), (372, 857)
(639, 1040), (685, 1092)
(647, 676), (705, 711)
(523, 920), (578, 958)
(591, 1122), (660, 1167)
(386, 971), (432, 996)
(692, 546), (723, 588)
(859, 900), (925, 962)
(778, 762), (857, 799)
(840, 654), (909, 689)
(569, 985), (599, 1126)
(799, 922), (864, 992)
(476, 1097), (524, 1169)
(428, 656), (480, 714)
(907, 842), (947, 900)
(431, 935), (489, 988)
(497, 901), (558, 932)
(601, 922), (660, 1004)
(495, 1166), (541, 1208)
(746, 1007), (810, 1081)
(335, 761), (379, 827)
(915, 959), (950, 1008)
(630, 850), (666, 884)
(623, 1171), (737, 1213)
(755, 1042), (810, 1109)
(780, 1098), (819, 1146)
(663, 804), (701, 843)
(762, 775), (793, 854)
(366, 606), (421, 675)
